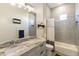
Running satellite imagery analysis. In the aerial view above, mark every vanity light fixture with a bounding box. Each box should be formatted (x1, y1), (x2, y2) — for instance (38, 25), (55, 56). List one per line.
(10, 3), (16, 6)
(18, 4), (22, 8)
(10, 3), (34, 11)
(26, 5), (34, 12)
(18, 3), (25, 8)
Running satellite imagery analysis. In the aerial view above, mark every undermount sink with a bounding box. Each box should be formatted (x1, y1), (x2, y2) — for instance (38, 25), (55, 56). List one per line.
(9, 44), (18, 48)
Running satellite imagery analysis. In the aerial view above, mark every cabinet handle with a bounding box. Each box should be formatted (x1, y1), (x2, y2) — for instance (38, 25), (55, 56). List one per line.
(40, 44), (43, 47)
(40, 50), (44, 55)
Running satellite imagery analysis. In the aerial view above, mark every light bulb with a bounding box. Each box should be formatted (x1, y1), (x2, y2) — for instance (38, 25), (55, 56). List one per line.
(18, 4), (22, 8)
(26, 5), (34, 12)
(10, 3), (16, 6)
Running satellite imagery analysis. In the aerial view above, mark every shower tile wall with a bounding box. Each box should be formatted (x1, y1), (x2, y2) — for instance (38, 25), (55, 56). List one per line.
(52, 4), (76, 45)
(75, 4), (79, 46)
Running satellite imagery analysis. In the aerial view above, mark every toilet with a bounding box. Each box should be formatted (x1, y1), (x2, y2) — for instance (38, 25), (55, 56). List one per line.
(46, 40), (55, 56)
(46, 44), (54, 56)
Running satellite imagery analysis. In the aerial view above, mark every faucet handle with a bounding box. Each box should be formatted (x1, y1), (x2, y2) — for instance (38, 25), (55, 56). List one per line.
(10, 40), (14, 44)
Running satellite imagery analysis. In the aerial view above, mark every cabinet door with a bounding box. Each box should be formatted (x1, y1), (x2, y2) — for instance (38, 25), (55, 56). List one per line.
(34, 42), (46, 56)
(21, 42), (46, 56)
(21, 44), (41, 56)
(40, 42), (46, 56)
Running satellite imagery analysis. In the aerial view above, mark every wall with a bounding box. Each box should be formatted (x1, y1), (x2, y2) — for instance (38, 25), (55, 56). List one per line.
(42, 4), (55, 41)
(51, 4), (76, 45)
(0, 3), (29, 44)
(33, 4), (52, 39)
(43, 4), (55, 41)
(52, 4), (75, 21)
(0, 3), (47, 44)
(34, 3), (53, 39)
(46, 5), (55, 41)
(33, 4), (45, 38)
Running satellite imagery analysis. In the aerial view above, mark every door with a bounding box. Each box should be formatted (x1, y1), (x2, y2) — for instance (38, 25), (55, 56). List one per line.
(28, 12), (36, 38)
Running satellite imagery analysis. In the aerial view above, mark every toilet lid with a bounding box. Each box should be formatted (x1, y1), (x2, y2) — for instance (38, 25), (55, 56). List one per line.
(46, 44), (53, 49)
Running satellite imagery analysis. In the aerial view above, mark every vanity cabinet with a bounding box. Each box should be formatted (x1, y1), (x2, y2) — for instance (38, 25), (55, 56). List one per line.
(21, 42), (46, 56)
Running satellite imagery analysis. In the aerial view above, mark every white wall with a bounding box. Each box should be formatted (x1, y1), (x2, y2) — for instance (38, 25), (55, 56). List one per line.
(0, 3), (47, 44)
(36, 4), (51, 39)
(45, 4), (51, 19)
(0, 3), (29, 44)
(47, 6), (54, 41)
(33, 4), (45, 38)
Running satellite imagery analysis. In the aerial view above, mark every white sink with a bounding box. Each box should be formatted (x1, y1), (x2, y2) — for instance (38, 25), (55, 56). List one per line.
(5, 45), (28, 56)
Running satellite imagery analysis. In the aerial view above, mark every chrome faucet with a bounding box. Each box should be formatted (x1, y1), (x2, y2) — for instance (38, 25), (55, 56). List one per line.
(10, 40), (16, 46)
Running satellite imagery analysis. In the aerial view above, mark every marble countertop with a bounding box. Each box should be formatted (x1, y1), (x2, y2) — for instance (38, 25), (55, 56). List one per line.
(0, 38), (46, 56)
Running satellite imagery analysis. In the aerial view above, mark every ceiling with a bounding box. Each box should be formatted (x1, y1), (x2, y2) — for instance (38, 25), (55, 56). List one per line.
(25, 3), (43, 7)
(27, 3), (63, 8)
(47, 3), (63, 8)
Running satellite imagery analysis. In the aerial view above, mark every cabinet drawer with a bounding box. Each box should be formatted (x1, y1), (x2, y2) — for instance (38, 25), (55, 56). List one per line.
(39, 42), (46, 56)
(40, 42), (46, 50)
(40, 49), (46, 56)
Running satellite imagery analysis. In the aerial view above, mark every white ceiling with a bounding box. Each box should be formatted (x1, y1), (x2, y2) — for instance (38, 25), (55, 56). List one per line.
(47, 3), (63, 8)
(25, 3), (43, 7)
(28, 3), (63, 8)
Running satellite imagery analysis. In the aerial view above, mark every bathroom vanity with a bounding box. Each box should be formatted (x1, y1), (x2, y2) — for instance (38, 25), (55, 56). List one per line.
(21, 40), (46, 56)
(0, 38), (46, 56)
